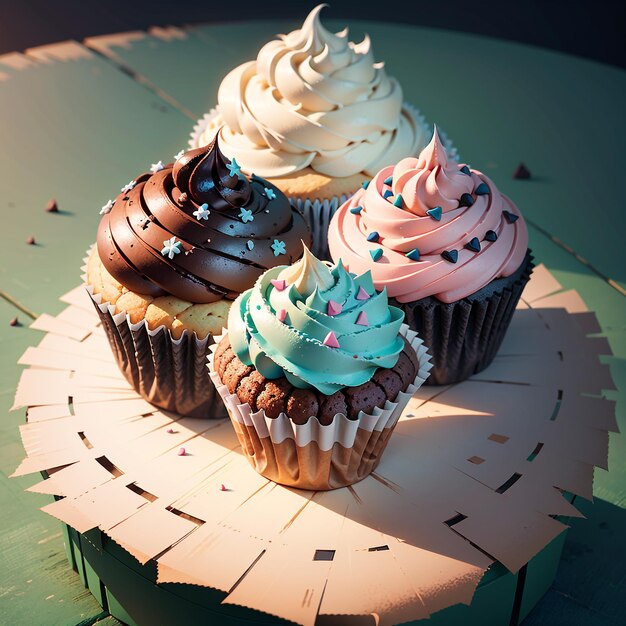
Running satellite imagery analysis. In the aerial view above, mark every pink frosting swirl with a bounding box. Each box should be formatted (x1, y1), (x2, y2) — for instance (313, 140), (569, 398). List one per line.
(328, 129), (529, 303)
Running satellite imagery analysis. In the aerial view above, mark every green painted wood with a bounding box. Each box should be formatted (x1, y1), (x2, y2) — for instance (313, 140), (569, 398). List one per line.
(0, 298), (105, 626)
(88, 19), (626, 292)
(0, 42), (192, 317)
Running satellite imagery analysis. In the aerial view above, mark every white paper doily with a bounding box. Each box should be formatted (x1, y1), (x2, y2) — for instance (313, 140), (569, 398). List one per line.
(12, 265), (616, 626)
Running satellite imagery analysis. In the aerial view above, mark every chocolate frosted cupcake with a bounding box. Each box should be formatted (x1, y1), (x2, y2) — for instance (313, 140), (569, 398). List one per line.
(87, 137), (310, 417)
(190, 4), (452, 259)
(208, 247), (431, 490)
(328, 128), (533, 384)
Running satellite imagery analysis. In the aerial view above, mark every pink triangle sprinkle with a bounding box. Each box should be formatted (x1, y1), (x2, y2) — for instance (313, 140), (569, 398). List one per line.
(220, 484), (227, 492)
(270, 279), (286, 291)
(166, 428), (175, 434)
(277, 308), (287, 322)
(356, 311), (369, 326)
(178, 447), (186, 456)
(327, 299), (342, 316)
(323, 331), (340, 349)
(356, 286), (370, 300)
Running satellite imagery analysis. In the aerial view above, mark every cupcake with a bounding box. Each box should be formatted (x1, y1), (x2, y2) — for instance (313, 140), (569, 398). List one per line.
(328, 128), (533, 385)
(208, 247), (431, 490)
(190, 4), (449, 259)
(87, 137), (310, 417)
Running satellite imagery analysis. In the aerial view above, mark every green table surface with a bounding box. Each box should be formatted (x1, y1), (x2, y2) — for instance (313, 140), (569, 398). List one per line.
(0, 19), (624, 626)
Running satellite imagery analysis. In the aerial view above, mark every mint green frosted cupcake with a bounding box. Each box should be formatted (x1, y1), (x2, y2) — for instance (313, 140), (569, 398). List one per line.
(208, 247), (431, 490)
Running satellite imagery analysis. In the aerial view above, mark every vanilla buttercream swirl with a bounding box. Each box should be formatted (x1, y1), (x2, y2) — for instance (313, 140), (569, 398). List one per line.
(328, 130), (529, 303)
(227, 247), (405, 394)
(205, 4), (427, 178)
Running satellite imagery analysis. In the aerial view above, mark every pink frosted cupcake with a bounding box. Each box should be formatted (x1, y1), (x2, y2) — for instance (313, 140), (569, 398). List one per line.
(328, 128), (533, 384)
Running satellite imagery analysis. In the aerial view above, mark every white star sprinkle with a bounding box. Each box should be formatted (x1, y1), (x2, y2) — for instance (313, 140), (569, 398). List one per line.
(121, 180), (136, 193)
(174, 150), (184, 160)
(100, 199), (114, 215)
(193, 203), (211, 220)
(150, 160), (165, 173)
(161, 237), (183, 259)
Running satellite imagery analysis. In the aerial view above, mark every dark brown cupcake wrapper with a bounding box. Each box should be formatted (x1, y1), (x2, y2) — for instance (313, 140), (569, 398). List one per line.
(83, 251), (225, 419)
(390, 252), (534, 385)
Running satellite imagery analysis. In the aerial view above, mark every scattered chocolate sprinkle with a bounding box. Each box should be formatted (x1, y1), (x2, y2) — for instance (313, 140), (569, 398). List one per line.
(513, 163), (531, 180)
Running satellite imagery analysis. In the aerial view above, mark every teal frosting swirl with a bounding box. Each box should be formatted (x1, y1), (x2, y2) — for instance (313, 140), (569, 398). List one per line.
(227, 249), (406, 395)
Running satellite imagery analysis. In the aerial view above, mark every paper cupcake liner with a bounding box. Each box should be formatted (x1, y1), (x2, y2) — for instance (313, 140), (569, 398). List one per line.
(189, 104), (458, 262)
(208, 324), (432, 490)
(391, 252), (535, 386)
(82, 248), (225, 419)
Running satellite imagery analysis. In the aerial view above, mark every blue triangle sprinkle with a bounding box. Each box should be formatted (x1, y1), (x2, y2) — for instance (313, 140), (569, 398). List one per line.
(362, 180), (370, 189)
(406, 248), (420, 261)
(475, 182), (490, 195)
(370, 248), (383, 262)
(350, 206), (363, 215)
(460, 165), (471, 175)
(367, 231), (380, 243)
(503, 210), (519, 223)
(384, 175), (393, 185)
(464, 237), (481, 253)
(383, 189), (393, 199)
(393, 194), (403, 208)
(459, 193), (474, 207)
(441, 249), (458, 263)
(426, 206), (442, 221)
(484, 230), (498, 242)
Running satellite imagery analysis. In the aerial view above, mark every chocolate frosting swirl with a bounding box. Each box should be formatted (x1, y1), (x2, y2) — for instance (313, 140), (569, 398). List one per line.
(97, 137), (310, 303)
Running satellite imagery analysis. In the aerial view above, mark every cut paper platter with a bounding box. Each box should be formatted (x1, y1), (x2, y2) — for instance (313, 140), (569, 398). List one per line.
(12, 265), (617, 626)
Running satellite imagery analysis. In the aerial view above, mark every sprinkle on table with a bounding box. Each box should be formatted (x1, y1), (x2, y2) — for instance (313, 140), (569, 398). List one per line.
(26, 236), (36, 245)
(513, 163), (531, 180)
(45, 199), (59, 213)
(9, 316), (19, 327)
(177, 447), (186, 457)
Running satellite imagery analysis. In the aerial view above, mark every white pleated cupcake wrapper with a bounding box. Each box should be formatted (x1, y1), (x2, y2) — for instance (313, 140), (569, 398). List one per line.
(82, 246), (223, 418)
(208, 323), (432, 452)
(189, 104), (457, 260)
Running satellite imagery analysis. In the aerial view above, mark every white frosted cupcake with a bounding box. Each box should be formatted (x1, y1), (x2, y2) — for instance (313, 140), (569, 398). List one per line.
(190, 5), (453, 257)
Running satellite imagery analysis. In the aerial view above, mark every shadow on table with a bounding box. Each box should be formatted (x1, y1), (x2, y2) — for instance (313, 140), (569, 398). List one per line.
(522, 497), (626, 625)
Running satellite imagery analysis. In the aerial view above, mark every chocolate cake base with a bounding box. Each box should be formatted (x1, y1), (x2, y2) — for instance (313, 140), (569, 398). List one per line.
(213, 335), (418, 425)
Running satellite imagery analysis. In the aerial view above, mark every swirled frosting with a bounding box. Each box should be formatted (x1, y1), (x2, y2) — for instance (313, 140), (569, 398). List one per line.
(227, 247), (406, 394)
(328, 128), (529, 303)
(203, 4), (427, 178)
(97, 137), (310, 303)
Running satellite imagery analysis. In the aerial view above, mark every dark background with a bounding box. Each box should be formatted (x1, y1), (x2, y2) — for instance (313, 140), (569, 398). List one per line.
(1, 0), (625, 68)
